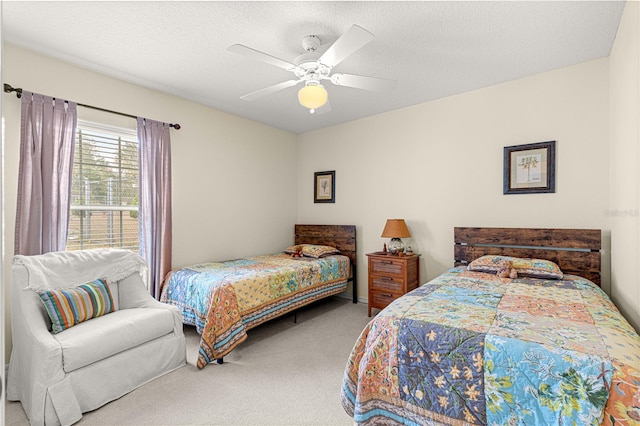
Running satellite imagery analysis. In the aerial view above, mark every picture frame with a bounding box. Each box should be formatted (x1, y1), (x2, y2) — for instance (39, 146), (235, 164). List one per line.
(503, 141), (556, 194)
(314, 170), (335, 203)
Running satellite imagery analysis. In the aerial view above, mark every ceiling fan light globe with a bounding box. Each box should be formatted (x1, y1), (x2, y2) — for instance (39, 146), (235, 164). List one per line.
(298, 84), (328, 110)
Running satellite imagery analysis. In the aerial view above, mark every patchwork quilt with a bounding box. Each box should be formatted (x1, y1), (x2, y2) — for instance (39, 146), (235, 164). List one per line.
(161, 253), (349, 369)
(342, 267), (640, 425)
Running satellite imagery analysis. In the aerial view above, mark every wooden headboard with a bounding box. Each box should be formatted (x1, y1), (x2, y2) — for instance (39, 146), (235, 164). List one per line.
(454, 227), (602, 285)
(295, 224), (357, 302)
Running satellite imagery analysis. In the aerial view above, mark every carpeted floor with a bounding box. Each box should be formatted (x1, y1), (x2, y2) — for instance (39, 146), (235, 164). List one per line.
(5, 296), (370, 425)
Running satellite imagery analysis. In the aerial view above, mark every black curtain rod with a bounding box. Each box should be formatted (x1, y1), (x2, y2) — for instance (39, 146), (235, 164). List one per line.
(3, 83), (181, 130)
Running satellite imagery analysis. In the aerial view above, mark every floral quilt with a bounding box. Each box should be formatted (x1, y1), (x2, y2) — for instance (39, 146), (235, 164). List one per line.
(342, 267), (640, 425)
(161, 253), (349, 369)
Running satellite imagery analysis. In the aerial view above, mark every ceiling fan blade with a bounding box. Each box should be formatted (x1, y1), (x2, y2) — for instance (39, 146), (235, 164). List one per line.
(319, 25), (375, 68)
(228, 44), (296, 71)
(331, 73), (396, 92)
(240, 80), (301, 101)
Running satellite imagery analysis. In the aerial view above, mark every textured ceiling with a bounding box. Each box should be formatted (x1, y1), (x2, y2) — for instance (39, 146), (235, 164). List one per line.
(2, 1), (626, 134)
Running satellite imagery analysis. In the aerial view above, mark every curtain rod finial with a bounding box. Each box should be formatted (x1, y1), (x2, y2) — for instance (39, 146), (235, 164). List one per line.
(4, 83), (23, 98)
(171, 123), (181, 130)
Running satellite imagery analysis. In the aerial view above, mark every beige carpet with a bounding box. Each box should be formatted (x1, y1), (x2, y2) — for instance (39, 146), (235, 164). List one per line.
(5, 296), (370, 425)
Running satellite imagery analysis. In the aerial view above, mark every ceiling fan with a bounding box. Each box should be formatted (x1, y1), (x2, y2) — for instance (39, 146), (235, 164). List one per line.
(228, 24), (396, 113)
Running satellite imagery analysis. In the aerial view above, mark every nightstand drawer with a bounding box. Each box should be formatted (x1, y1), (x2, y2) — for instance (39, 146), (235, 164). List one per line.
(371, 291), (397, 308)
(370, 258), (404, 277)
(370, 275), (403, 293)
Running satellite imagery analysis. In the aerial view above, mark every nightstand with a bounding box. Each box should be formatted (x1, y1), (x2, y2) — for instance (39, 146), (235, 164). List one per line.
(367, 252), (420, 317)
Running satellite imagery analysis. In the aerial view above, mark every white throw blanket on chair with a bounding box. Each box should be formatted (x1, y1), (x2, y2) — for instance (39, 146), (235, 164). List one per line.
(13, 248), (149, 291)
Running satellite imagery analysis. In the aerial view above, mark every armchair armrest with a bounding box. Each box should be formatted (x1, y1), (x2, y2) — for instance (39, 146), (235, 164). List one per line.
(7, 265), (67, 425)
(9, 265), (62, 361)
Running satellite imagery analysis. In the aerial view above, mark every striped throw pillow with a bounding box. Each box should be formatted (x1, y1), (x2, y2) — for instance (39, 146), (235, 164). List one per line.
(38, 278), (115, 333)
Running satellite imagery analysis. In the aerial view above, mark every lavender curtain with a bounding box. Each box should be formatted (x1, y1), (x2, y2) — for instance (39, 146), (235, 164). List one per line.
(137, 117), (172, 299)
(15, 92), (77, 255)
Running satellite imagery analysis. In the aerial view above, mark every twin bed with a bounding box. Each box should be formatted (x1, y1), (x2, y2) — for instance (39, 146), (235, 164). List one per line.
(342, 227), (640, 425)
(160, 224), (356, 369)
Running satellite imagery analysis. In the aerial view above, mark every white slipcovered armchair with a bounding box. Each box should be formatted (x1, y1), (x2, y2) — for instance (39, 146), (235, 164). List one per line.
(7, 249), (186, 426)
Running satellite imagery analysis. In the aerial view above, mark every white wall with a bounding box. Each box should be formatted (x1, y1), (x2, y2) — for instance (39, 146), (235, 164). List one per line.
(297, 59), (612, 309)
(609, 1), (640, 332)
(2, 44), (298, 357)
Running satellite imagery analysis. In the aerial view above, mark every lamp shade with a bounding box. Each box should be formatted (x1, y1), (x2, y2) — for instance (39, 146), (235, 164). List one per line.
(298, 83), (328, 110)
(381, 219), (411, 238)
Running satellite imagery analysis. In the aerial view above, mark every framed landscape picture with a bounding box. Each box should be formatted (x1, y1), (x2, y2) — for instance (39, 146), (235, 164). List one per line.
(504, 141), (556, 194)
(314, 170), (335, 203)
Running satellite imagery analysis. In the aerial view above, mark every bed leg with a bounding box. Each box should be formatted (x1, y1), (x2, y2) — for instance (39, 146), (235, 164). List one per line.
(352, 266), (358, 304)
(294, 310), (298, 323)
(216, 358), (224, 364)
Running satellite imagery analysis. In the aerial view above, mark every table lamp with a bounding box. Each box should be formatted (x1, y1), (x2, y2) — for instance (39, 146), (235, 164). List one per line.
(381, 219), (411, 254)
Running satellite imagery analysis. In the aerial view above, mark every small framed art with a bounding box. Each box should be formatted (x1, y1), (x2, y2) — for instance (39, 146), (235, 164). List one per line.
(314, 170), (335, 203)
(504, 141), (556, 194)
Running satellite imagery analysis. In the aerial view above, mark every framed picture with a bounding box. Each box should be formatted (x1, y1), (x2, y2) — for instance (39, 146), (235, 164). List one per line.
(504, 141), (556, 194)
(314, 170), (335, 203)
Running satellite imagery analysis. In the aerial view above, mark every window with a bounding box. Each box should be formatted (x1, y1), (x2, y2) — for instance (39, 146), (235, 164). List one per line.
(67, 121), (139, 251)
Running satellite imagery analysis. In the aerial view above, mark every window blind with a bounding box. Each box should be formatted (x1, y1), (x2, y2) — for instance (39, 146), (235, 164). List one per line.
(67, 121), (139, 251)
